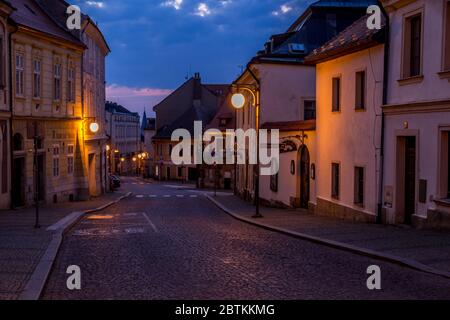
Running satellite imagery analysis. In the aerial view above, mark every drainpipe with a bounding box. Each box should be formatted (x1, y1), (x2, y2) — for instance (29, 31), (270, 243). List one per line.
(377, 2), (390, 224)
(8, 22), (18, 209)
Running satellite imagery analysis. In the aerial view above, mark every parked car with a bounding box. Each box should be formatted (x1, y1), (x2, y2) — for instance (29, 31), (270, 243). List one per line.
(109, 175), (121, 190)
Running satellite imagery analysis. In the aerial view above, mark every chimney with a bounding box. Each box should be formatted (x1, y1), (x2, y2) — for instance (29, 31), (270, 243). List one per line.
(193, 72), (202, 101)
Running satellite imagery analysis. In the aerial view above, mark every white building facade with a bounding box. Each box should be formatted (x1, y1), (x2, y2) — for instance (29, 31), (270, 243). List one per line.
(381, 0), (450, 228)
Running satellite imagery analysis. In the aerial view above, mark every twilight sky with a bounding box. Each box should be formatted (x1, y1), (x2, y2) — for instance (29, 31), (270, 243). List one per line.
(73, 0), (316, 116)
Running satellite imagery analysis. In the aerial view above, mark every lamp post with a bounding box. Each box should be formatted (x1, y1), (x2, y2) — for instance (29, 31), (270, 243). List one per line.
(231, 85), (262, 218)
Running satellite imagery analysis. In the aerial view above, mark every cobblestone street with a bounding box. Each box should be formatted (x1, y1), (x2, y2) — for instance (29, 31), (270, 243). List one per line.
(39, 178), (450, 299)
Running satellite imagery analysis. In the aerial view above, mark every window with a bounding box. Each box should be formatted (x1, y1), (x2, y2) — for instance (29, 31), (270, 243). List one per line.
(166, 167), (170, 179)
(326, 13), (337, 39)
(33, 59), (41, 99)
(304, 100), (316, 120)
(54, 63), (61, 101)
(447, 133), (450, 198)
(178, 167), (183, 178)
(15, 53), (24, 96)
(332, 163), (340, 199)
(67, 144), (74, 175)
(354, 167), (365, 206)
(355, 71), (366, 110)
(332, 77), (341, 112)
(270, 159), (279, 192)
(53, 145), (60, 177)
(0, 38), (4, 88)
(13, 133), (24, 151)
(220, 118), (228, 126)
(444, 1), (450, 71)
(169, 144), (172, 156)
(403, 14), (422, 78)
(68, 66), (75, 102)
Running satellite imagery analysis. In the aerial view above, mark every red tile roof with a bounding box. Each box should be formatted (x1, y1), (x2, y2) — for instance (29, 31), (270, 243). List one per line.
(305, 14), (385, 64)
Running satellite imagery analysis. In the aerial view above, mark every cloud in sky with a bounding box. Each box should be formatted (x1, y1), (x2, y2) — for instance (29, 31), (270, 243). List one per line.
(161, 0), (183, 10)
(106, 85), (173, 117)
(85, 1), (105, 9)
(77, 0), (316, 114)
(106, 84), (173, 98)
(272, 3), (293, 16)
(195, 3), (211, 17)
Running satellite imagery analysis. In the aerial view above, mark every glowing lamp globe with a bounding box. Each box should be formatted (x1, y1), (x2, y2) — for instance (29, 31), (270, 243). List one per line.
(89, 122), (99, 133)
(231, 93), (246, 109)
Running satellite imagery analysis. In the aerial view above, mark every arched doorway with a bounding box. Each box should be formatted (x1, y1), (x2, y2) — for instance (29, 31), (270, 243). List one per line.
(299, 145), (310, 209)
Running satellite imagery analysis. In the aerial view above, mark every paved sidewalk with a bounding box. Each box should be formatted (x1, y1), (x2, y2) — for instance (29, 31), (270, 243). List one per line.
(0, 192), (126, 300)
(207, 194), (450, 278)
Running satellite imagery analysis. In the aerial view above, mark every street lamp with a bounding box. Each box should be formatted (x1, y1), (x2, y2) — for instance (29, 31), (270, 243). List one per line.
(89, 122), (99, 134)
(231, 85), (262, 218)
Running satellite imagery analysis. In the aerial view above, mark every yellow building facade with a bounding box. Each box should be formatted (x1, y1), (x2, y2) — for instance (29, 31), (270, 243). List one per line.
(10, 0), (88, 207)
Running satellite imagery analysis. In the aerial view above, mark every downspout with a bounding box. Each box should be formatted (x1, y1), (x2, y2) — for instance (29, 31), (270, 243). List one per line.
(8, 22), (18, 209)
(377, 2), (390, 224)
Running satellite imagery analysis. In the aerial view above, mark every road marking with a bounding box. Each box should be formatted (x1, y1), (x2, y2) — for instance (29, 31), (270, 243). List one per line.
(176, 195), (184, 198)
(135, 195), (144, 198)
(124, 212), (138, 216)
(190, 195), (198, 198)
(142, 212), (158, 233)
(163, 195), (171, 198)
(124, 227), (145, 234)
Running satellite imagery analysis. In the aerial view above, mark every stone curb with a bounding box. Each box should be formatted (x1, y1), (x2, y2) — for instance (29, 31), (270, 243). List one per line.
(18, 192), (133, 300)
(206, 194), (450, 280)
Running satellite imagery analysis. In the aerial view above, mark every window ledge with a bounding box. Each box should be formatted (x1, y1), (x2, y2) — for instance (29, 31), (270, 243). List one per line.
(397, 75), (424, 86)
(438, 70), (450, 79)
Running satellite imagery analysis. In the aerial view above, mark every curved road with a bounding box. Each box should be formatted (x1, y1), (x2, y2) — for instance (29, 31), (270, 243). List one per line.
(42, 177), (450, 299)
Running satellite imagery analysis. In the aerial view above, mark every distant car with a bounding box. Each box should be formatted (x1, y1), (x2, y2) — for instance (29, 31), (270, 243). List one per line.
(109, 175), (121, 189)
